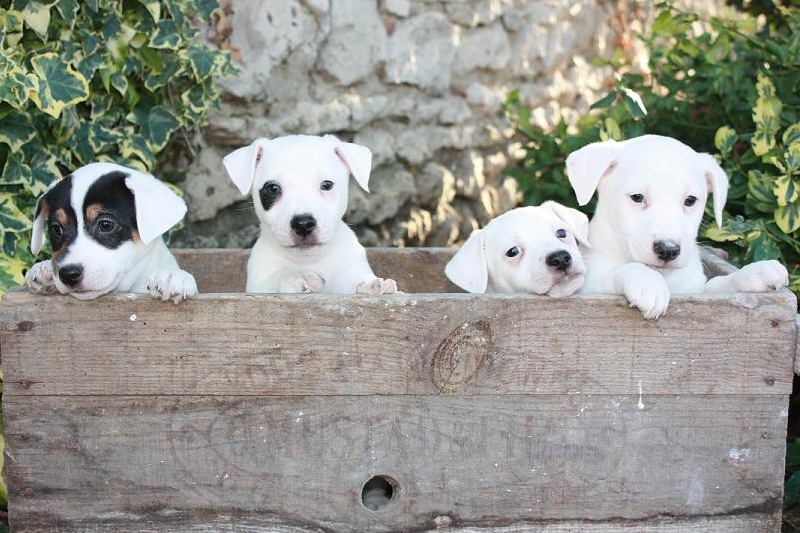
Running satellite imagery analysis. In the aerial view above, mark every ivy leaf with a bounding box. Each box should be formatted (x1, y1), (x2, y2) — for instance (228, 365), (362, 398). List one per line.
(148, 105), (180, 151)
(186, 45), (219, 81)
(54, 0), (79, 29)
(28, 53), (90, 118)
(20, 1), (52, 40)
(0, 112), (36, 151)
(775, 204), (800, 234)
(150, 20), (181, 49)
(0, 193), (32, 233)
(0, 151), (31, 186)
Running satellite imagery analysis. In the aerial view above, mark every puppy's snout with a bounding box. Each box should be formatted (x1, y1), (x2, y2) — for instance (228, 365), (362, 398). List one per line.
(546, 250), (572, 272)
(58, 264), (84, 286)
(653, 240), (681, 262)
(290, 214), (317, 237)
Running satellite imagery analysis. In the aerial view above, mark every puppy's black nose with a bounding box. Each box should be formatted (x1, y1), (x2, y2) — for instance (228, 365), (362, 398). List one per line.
(58, 264), (83, 286)
(290, 214), (317, 236)
(654, 240), (681, 262)
(546, 250), (572, 272)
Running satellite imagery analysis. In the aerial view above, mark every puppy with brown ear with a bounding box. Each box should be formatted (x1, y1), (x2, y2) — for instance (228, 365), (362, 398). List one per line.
(223, 134), (397, 294)
(24, 162), (197, 302)
(445, 202), (589, 296)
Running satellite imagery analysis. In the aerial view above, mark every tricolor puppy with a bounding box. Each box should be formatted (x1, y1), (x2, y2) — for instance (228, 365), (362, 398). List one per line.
(24, 162), (197, 302)
(567, 134), (788, 319)
(445, 202), (589, 296)
(223, 134), (397, 294)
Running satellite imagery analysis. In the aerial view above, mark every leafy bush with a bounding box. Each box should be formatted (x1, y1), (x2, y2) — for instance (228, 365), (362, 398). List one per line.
(0, 0), (236, 293)
(504, 2), (800, 291)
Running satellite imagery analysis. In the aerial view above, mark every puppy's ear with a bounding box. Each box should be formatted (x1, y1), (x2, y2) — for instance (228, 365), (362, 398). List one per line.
(223, 139), (268, 196)
(445, 228), (489, 293)
(541, 201), (590, 247)
(566, 140), (622, 206)
(31, 195), (50, 255)
(124, 172), (188, 245)
(325, 135), (372, 192)
(698, 153), (729, 227)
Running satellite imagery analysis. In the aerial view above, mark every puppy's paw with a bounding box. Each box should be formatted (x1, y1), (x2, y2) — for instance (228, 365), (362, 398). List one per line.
(279, 271), (325, 293)
(733, 260), (789, 292)
(24, 260), (59, 295)
(356, 278), (398, 295)
(622, 268), (670, 320)
(147, 269), (198, 303)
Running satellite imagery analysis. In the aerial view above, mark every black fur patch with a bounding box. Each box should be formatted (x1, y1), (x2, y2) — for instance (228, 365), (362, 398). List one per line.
(259, 181), (282, 211)
(39, 176), (77, 256)
(82, 171), (137, 249)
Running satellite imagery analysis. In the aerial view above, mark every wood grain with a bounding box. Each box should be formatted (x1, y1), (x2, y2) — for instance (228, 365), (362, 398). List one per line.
(0, 289), (795, 396)
(4, 394), (786, 532)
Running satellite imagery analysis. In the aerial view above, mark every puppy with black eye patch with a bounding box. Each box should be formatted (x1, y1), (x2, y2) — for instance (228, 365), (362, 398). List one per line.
(223, 134), (398, 294)
(24, 162), (197, 302)
(445, 202), (589, 297)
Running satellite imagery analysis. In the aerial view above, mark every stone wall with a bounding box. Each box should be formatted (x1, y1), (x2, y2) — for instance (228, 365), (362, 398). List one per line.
(174, 0), (721, 249)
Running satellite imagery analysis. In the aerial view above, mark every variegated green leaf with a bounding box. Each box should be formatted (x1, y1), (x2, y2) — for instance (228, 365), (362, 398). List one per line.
(20, 1), (52, 40)
(0, 151), (31, 186)
(0, 194), (32, 233)
(120, 135), (155, 166)
(772, 175), (798, 207)
(0, 112), (36, 150)
(621, 86), (647, 118)
(714, 126), (737, 155)
(137, 0), (161, 21)
(148, 105), (180, 151)
(775, 204), (800, 234)
(704, 224), (744, 242)
(0, 252), (28, 293)
(28, 53), (90, 118)
(150, 19), (181, 49)
(752, 129), (776, 157)
(752, 95), (782, 129)
(783, 123), (800, 148)
(748, 170), (778, 208)
(54, 0), (79, 29)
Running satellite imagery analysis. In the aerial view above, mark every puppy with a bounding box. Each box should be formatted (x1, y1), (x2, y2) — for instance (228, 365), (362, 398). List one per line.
(566, 134), (788, 319)
(223, 134), (397, 294)
(445, 202), (589, 296)
(24, 162), (197, 302)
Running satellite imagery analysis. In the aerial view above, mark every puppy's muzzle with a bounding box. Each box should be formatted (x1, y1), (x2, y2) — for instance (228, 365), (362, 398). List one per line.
(58, 264), (84, 287)
(546, 250), (572, 272)
(653, 240), (681, 262)
(290, 213), (317, 237)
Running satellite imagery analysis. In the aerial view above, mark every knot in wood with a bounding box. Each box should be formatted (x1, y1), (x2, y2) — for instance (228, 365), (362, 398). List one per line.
(432, 319), (492, 393)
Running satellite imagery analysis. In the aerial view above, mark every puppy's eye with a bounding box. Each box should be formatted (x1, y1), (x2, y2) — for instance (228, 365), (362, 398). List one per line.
(629, 194), (645, 204)
(505, 246), (521, 258)
(263, 182), (282, 197)
(97, 218), (118, 233)
(50, 223), (63, 238)
(320, 180), (334, 191)
(556, 229), (567, 239)
(684, 195), (698, 207)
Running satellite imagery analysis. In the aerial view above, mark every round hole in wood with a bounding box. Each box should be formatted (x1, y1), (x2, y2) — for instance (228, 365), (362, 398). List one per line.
(361, 475), (398, 511)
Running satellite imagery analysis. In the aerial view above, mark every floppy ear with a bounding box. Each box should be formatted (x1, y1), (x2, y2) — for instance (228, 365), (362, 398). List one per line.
(30, 195), (50, 255)
(324, 134), (372, 192)
(124, 172), (188, 245)
(223, 139), (268, 196)
(445, 228), (489, 293)
(698, 153), (729, 227)
(565, 140), (622, 206)
(541, 201), (590, 247)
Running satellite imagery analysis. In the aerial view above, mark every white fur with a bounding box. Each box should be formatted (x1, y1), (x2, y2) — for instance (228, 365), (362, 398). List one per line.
(223, 134), (397, 294)
(25, 162), (197, 302)
(445, 202), (589, 297)
(567, 134), (788, 319)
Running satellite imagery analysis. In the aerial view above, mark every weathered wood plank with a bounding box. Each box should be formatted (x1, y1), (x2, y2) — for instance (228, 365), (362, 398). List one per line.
(0, 290), (795, 396)
(3, 394), (786, 532)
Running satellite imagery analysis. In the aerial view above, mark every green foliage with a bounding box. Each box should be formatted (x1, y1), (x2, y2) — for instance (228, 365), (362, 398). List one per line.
(504, 2), (800, 290)
(0, 0), (236, 292)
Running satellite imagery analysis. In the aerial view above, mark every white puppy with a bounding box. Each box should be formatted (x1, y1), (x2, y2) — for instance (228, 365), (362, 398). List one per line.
(445, 202), (589, 296)
(566, 134), (788, 318)
(25, 162), (197, 302)
(223, 134), (397, 294)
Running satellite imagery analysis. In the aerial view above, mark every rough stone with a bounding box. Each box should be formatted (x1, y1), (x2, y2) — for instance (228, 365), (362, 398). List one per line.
(175, 0), (727, 250)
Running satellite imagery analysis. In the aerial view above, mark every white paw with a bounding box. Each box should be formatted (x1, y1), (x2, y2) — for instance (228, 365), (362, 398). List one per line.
(24, 260), (59, 295)
(356, 277), (398, 295)
(622, 267), (671, 320)
(733, 260), (789, 292)
(147, 269), (198, 303)
(279, 271), (325, 294)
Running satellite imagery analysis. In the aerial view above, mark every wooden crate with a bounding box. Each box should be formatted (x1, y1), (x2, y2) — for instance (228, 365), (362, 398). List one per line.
(0, 248), (796, 532)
